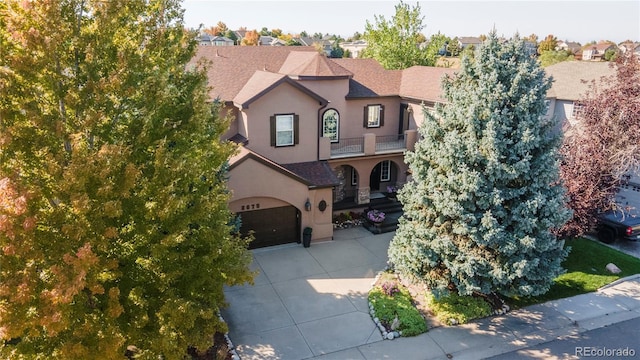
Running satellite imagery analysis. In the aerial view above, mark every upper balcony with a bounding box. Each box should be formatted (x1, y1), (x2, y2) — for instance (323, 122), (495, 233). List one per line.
(319, 130), (418, 160)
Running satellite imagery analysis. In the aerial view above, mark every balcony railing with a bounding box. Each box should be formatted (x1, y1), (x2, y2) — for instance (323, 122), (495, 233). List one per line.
(331, 137), (364, 156)
(320, 130), (417, 160)
(375, 134), (405, 152)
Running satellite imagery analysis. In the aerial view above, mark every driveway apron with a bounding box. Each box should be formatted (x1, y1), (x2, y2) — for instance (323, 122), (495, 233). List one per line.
(222, 227), (392, 360)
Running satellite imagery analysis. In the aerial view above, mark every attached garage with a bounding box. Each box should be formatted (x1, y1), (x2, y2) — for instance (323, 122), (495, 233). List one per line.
(239, 205), (300, 249)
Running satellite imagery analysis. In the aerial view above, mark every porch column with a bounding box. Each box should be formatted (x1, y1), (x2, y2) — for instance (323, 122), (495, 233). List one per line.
(363, 133), (376, 155)
(357, 186), (370, 205)
(405, 129), (418, 152)
(319, 137), (331, 160)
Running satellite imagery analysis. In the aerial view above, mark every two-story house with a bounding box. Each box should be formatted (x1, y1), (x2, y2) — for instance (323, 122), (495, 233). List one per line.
(193, 46), (453, 248)
(581, 42), (617, 61)
(339, 40), (368, 58)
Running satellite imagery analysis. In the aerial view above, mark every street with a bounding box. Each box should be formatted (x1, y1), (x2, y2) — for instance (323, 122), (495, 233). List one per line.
(489, 317), (640, 359)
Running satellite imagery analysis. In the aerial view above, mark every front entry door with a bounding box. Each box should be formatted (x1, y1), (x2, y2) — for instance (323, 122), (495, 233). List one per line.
(370, 164), (381, 191)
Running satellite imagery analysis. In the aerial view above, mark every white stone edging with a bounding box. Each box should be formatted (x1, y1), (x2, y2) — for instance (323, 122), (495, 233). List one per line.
(368, 269), (402, 340)
(218, 313), (241, 360)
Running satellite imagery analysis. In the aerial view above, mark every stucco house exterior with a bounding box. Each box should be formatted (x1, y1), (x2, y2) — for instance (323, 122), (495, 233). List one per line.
(192, 46), (453, 248)
(193, 45), (626, 248)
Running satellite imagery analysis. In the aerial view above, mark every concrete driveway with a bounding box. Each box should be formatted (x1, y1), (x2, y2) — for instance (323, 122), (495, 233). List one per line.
(221, 227), (392, 360)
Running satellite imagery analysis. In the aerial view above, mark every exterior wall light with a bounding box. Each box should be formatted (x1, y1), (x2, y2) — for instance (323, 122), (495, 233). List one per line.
(305, 199), (312, 212)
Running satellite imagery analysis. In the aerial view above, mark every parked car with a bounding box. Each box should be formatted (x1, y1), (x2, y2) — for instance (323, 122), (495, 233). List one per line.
(597, 210), (640, 243)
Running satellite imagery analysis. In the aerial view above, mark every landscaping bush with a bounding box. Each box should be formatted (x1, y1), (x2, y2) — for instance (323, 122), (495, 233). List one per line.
(427, 291), (493, 325)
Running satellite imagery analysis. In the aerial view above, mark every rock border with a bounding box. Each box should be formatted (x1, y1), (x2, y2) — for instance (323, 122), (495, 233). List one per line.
(368, 271), (402, 340)
(218, 314), (241, 360)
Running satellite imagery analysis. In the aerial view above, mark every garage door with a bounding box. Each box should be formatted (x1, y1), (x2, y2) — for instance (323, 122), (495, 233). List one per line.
(239, 206), (300, 249)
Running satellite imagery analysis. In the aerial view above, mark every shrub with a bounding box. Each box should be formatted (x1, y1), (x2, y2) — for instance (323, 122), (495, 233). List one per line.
(427, 291), (492, 325)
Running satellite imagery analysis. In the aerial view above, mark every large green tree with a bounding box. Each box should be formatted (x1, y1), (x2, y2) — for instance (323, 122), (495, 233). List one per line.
(538, 50), (574, 67)
(0, 0), (253, 358)
(388, 33), (570, 298)
(362, 1), (429, 69)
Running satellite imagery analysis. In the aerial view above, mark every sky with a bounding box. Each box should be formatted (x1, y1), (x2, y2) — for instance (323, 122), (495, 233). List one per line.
(182, 0), (640, 45)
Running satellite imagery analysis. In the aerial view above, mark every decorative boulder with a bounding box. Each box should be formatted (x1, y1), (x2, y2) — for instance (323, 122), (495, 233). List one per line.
(606, 263), (622, 274)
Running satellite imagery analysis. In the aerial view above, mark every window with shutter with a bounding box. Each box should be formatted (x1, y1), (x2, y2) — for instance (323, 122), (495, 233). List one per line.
(364, 104), (383, 128)
(270, 114), (297, 147)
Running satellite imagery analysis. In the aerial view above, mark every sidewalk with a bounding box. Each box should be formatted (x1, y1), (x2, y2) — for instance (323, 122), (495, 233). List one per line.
(221, 228), (640, 360)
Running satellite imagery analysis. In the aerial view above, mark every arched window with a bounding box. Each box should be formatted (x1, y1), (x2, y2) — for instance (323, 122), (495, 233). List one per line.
(322, 109), (339, 143)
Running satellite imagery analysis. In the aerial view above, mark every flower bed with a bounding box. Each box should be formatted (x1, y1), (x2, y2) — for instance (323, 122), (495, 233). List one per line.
(333, 211), (364, 229)
(368, 272), (428, 339)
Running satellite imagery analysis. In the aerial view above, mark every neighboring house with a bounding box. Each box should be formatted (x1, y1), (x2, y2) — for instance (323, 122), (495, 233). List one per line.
(258, 36), (275, 46)
(457, 36), (483, 49)
(295, 36), (334, 56)
(258, 35), (288, 47)
(618, 42), (640, 58)
(544, 61), (640, 207)
(234, 29), (247, 43)
(195, 33), (234, 46)
(339, 40), (368, 58)
(581, 42), (617, 61)
(192, 46), (452, 248)
(557, 41), (582, 54)
(544, 61), (613, 126)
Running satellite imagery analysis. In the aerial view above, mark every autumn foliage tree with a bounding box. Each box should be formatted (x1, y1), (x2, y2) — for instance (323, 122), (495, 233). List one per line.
(560, 52), (640, 236)
(241, 29), (259, 46)
(0, 0), (253, 358)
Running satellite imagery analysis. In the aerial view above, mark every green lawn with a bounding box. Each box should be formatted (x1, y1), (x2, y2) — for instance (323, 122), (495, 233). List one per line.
(508, 237), (640, 308)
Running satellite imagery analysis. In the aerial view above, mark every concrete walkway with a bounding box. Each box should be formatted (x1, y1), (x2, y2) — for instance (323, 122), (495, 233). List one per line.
(221, 228), (640, 360)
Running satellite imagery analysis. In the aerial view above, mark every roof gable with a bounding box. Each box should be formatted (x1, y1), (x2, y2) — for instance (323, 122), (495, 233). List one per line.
(233, 70), (328, 109)
(279, 51), (352, 78)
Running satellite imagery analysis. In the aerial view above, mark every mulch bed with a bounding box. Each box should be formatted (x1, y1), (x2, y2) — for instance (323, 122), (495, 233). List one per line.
(187, 332), (232, 360)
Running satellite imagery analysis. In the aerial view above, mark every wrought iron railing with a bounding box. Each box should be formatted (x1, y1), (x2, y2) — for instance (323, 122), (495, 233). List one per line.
(330, 137), (364, 156)
(375, 134), (405, 152)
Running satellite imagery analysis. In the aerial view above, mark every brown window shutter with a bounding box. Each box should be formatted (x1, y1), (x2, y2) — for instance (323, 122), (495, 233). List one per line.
(380, 105), (385, 126)
(363, 106), (368, 128)
(270, 115), (276, 146)
(294, 114), (300, 144)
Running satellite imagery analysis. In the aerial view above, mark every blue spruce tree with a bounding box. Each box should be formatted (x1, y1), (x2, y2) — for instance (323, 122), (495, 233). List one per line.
(388, 32), (571, 298)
